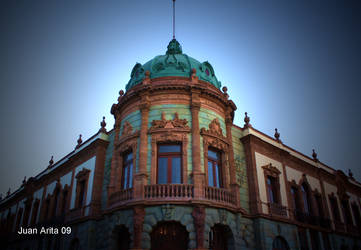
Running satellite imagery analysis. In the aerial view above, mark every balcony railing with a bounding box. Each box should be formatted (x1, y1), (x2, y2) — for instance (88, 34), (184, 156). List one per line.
(268, 202), (287, 217)
(108, 188), (133, 206)
(204, 186), (236, 206)
(144, 184), (194, 200)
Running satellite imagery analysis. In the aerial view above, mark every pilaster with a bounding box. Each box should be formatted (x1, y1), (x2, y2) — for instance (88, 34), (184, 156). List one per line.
(191, 91), (205, 200)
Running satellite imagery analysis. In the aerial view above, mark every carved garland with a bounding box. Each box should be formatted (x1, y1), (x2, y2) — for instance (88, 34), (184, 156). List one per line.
(201, 118), (230, 188)
(149, 112), (190, 184)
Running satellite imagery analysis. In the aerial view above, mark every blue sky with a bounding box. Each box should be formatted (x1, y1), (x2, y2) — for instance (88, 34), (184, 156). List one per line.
(1, 0), (361, 196)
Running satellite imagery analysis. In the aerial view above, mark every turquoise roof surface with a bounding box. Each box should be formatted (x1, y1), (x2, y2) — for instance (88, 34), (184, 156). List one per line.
(125, 39), (221, 91)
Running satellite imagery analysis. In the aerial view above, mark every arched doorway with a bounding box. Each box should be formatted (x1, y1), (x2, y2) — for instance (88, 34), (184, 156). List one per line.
(111, 225), (131, 250)
(150, 221), (188, 250)
(209, 224), (234, 250)
(272, 236), (290, 250)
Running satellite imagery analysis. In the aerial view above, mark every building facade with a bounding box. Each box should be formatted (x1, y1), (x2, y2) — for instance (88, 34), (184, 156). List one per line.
(0, 39), (361, 250)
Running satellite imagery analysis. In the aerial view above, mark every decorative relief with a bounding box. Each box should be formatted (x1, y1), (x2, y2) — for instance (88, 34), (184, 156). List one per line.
(192, 206), (205, 248)
(150, 112), (189, 130)
(200, 118), (224, 137)
(75, 168), (91, 180)
(262, 163), (281, 178)
(161, 204), (175, 220)
(122, 121), (133, 136)
(218, 209), (227, 224)
(234, 156), (246, 187)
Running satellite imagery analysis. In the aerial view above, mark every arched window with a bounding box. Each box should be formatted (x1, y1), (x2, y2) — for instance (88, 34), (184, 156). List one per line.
(207, 148), (222, 188)
(157, 144), (182, 184)
(122, 151), (133, 189)
(272, 236), (290, 250)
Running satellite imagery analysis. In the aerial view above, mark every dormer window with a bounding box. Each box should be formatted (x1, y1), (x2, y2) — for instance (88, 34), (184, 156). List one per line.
(157, 144), (182, 184)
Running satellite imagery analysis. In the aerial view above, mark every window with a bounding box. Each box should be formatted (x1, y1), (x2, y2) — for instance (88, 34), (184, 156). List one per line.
(207, 149), (222, 187)
(341, 199), (352, 225)
(351, 203), (361, 227)
(157, 144), (182, 184)
(52, 188), (60, 217)
(77, 180), (86, 208)
(31, 199), (40, 225)
(75, 168), (90, 209)
(314, 194), (324, 216)
(122, 151), (133, 189)
(291, 187), (299, 210)
(60, 190), (68, 215)
(43, 198), (50, 221)
(301, 184), (311, 214)
(267, 176), (279, 204)
(329, 196), (341, 222)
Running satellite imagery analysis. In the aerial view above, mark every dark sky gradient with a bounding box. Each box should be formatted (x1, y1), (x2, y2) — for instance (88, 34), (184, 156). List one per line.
(1, 0), (361, 196)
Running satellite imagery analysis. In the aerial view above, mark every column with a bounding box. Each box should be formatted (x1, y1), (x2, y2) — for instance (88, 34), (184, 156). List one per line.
(191, 91), (204, 200)
(134, 94), (150, 199)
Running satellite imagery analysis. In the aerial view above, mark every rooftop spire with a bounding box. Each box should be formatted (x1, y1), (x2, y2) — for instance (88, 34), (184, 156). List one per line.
(173, 0), (176, 39)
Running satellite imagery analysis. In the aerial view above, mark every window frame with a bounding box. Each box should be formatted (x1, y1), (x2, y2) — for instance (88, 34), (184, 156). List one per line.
(156, 143), (183, 184)
(74, 168), (90, 209)
(121, 150), (134, 189)
(207, 148), (222, 188)
(329, 194), (341, 222)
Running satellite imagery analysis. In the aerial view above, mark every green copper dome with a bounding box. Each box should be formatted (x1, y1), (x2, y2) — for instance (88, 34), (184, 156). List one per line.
(125, 39), (221, 91)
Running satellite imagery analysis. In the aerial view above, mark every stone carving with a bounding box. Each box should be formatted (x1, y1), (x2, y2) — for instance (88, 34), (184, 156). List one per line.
(133, 206), (145, 249)
(161, 204), (175, 220)
(201, 118), (224, 137)
(234, 156), (245, 186)
(192, 206), (205, 249)
(218, 209), (227, 224)
(150, 112), (189, 129)
(121, 121), (133, 136)
(262, 163), (281, 178)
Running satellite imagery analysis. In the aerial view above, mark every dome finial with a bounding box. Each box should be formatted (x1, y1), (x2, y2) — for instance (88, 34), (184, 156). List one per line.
(172, 0), (176, 40)
(166, 39), (182, 55)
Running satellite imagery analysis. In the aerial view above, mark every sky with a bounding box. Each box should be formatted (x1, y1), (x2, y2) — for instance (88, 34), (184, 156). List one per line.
(0, 0), (361, 197)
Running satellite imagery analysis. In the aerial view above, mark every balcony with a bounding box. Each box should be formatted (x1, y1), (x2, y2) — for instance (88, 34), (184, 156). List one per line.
(107, 184), (239, 210)
(267, 202), (287, 217)
(108, 188), (133, 207)
(204, 186), (236, 206)
(145, 184), (194, 200)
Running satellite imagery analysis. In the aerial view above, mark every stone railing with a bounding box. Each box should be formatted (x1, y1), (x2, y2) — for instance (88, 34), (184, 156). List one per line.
(144, 184), (194, 200)
(204, 186), (236, 206)
(268, 202), (287, 217)
(108, 188), (133, 206)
